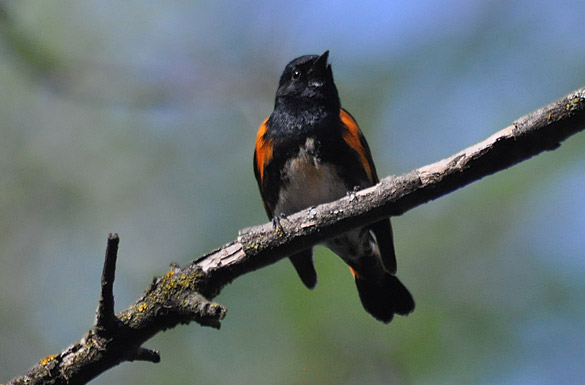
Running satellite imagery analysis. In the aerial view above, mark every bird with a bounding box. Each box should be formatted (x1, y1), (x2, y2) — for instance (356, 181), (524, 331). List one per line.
(253, 51), (414, 323)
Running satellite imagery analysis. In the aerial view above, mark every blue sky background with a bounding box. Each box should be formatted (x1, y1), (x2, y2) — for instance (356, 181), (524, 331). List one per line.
(1, 0), (584, 384)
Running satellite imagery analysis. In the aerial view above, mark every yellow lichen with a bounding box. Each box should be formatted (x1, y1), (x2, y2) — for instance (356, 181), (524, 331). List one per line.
(566, 97), (582, 111)
(177, 274), (195, 290)
(160, 270), (179, 292)
(138, 303), (147, 312)
(164, 270), (175, 278)
(40, 354), (58, 365)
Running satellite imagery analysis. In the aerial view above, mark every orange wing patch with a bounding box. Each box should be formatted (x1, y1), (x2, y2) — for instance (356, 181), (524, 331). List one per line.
(339, 109), (374, 182)
(254, 118), (273, 181)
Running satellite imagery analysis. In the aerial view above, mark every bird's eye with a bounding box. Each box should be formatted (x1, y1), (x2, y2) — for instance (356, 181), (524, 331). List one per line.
(291, 69), (301, 81)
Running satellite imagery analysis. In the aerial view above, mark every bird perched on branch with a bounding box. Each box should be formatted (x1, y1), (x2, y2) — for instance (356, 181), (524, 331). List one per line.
(253, 51), (414, 323)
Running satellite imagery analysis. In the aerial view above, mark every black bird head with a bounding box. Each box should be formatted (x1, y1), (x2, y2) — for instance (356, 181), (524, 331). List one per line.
(274, 51), (340, 112)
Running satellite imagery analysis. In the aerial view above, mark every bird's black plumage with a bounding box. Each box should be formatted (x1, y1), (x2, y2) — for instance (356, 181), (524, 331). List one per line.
(253, 51), (414, 322)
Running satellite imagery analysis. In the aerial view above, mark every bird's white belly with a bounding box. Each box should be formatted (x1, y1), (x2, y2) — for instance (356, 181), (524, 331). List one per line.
(274, 138), (347, 215)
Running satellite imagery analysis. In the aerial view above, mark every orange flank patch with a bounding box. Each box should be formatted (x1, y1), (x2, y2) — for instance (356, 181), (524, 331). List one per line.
(255, 118), (273, 181)
(339, 109), (374, 182)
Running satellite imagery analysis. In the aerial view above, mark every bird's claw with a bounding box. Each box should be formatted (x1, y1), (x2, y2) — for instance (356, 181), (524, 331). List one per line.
(272, 213), (287, 234)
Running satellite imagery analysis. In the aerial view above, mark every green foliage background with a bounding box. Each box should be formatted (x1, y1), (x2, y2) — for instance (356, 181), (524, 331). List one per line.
(1, 1), (584, 384)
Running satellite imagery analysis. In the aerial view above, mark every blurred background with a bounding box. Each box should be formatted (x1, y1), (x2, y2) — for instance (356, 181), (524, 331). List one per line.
(1, 0), (584, 384)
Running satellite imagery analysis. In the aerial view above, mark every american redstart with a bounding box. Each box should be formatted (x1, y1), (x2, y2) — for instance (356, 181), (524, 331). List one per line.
(253, 51), (414, 323)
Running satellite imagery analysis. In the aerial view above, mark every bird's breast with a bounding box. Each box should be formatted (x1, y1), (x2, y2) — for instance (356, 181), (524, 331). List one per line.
(274, 137), (347, 215)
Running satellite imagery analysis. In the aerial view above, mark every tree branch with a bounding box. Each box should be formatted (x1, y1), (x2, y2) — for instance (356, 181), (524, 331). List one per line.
(95, 233), (119, 332)
(6, 86), (585, 384)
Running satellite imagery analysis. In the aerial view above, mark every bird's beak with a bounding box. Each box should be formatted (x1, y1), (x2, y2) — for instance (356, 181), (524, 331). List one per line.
(309, 51), (330, 88)
(313, 50), (330, 72)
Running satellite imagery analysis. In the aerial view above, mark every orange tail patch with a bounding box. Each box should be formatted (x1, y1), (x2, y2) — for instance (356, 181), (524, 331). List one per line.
(348, 265), (361, 279)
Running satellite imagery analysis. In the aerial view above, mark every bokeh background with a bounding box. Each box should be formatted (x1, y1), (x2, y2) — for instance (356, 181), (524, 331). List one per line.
(1, 0), (584, 384)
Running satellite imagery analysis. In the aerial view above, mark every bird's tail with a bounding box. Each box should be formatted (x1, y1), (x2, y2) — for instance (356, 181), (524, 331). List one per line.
(350, 264), (415, 323)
